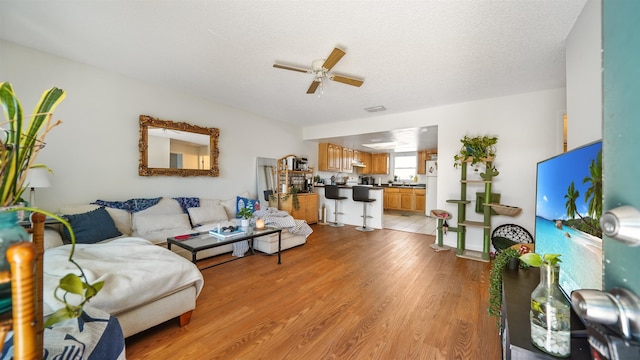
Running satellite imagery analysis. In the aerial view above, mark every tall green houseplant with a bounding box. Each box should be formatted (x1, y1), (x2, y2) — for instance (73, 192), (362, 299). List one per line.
(1, 82), (103, 326)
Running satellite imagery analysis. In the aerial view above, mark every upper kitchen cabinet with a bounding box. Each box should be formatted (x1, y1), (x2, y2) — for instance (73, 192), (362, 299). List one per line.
(354, 150), (371, 174)
(417, 149), (438, 174)
(370, 153), (389, 174)
(318, 143), (343, 172)
(342, 147), (354, 172)
(319, 142), (380, 173)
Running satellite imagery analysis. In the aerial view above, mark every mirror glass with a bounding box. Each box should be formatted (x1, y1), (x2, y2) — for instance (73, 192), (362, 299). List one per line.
(256, 157), (277, 209)
(139, 115), (219, 177)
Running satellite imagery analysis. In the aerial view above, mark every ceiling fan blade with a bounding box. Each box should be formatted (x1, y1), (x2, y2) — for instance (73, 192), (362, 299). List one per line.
(330, 74), (364, 87)
(322, 47), (345, 71)
(307, 80), (321, 94)
(273, 64), (310, 73)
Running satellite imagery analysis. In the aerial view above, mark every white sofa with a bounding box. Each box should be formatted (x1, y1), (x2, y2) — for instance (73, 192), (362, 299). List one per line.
(43, 194), (311, 337)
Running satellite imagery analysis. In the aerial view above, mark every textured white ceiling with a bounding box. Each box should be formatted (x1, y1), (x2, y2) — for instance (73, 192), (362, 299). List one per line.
(0, 0), (586, 149)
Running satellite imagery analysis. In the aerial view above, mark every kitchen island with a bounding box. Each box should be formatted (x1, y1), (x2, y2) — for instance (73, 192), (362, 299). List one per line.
(315, 185), (384, 229)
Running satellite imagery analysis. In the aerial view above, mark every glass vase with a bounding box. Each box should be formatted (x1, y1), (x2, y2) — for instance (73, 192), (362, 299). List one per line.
(530, 263), (571, 357)
(0, 210), (30, 313)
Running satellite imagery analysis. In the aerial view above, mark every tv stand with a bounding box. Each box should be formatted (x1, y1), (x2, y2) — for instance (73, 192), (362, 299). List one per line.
(501, 267), (592, 359)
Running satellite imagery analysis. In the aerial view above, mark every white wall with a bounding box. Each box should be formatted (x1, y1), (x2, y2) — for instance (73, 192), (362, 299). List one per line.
(0, 40), (316, 211)
(305, 89), (566, 251)
(566, 0), (603, 149)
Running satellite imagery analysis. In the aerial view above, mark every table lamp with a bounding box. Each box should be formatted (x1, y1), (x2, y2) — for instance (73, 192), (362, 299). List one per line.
(25, 167), (51, 208)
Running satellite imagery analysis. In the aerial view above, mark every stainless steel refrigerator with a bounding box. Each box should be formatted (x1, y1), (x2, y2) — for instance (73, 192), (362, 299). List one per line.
(425, 160), (438, 215)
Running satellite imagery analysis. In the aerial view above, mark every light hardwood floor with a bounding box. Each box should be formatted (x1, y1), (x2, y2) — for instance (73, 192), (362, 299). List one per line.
(125, 224), (501, 359)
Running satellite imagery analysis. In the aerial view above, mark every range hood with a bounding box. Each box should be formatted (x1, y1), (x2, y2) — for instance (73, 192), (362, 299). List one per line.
(352, 160), (366, 167)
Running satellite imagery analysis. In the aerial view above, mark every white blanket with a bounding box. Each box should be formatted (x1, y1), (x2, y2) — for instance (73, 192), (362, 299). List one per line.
(43, 237), (204, 316)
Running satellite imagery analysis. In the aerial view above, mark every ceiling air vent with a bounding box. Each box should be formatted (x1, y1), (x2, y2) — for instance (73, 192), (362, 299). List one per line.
(364, 105), (386, 113)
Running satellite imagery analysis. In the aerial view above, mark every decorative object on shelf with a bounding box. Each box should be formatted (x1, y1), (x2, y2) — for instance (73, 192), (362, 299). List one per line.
(520, 253), (571, 358)
(488, 247), (520, 326)
(453, 135), (498, 169)
(0, 82), (103, 327)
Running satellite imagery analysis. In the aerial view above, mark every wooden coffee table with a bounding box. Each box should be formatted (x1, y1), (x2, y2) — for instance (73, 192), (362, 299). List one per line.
(167, 226), (282, 269)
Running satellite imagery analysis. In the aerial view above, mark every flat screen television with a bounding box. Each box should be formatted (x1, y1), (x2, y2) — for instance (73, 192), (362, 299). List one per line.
(535, 140), (603, 298)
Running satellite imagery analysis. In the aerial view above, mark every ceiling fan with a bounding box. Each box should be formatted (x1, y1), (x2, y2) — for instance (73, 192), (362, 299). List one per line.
(273, 47), (364, 94)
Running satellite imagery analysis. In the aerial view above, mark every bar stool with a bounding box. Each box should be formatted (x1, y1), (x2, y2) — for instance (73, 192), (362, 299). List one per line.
(324, 185), (347, 227)
(352, 186), (376, 232)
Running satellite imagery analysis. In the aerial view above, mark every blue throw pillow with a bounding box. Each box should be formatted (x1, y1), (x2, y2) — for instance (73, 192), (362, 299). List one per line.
(63, 207), (122, 244)
(235, 196), (260, 218)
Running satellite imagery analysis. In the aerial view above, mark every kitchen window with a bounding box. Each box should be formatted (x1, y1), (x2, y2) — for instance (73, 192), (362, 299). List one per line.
(393, 153), (417, 180)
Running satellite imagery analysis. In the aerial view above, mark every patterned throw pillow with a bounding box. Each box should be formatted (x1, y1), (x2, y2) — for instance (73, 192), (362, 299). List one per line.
(235, 196), (260, 218)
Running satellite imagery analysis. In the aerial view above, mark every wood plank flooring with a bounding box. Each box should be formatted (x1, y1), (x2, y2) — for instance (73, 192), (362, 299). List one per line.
(125, 224), (501, 359)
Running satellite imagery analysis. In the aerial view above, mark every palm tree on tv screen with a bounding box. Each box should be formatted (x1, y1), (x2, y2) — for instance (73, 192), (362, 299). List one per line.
(563, 149), (603, 238)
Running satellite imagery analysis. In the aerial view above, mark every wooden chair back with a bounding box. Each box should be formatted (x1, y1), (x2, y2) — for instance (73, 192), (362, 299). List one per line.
(0, 212), (45, 359)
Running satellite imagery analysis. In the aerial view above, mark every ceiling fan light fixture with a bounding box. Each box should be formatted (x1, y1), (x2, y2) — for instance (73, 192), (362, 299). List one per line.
(273, 47), (364, 95)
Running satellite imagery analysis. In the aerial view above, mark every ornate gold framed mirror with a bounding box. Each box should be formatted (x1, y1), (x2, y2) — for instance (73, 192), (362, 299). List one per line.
(139, 115), (219, 177)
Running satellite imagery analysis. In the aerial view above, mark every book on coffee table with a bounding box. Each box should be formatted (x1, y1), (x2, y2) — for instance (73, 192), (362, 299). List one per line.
(208, 228), (246, 239)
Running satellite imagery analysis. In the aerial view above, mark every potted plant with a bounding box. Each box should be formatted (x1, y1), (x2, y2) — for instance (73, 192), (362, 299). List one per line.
(519, 253), (570, 357)
(487, 247), (521, 325)
(453, 135), (498, 169)
(1, 82), (102, 327)
(237, 207), (253, 227)
(279, 186), (300, 210)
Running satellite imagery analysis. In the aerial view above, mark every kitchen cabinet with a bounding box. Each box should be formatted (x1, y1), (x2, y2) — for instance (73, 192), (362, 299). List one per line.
(384, 187), (425, 212)
(370, 153), (389, 174)
(342, 147), (354, 172)
(400, 188), (414, 210)
(414, 189), (426, 212)
(384, 188), (400, 210)
(417, 149), (438, 174)
(318, 143), (342, 172)
(279, 193), (318, 224)
(355, 151), (372, 174)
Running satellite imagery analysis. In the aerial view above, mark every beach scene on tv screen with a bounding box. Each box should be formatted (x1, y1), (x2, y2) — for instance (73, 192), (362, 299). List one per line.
(535, 141), (603, 295)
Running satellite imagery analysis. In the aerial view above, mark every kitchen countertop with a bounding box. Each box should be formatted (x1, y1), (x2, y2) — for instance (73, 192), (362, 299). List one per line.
(383, 184), (426, 189)
(314, 184), (384, 190)
(315, 184), (425, 189)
